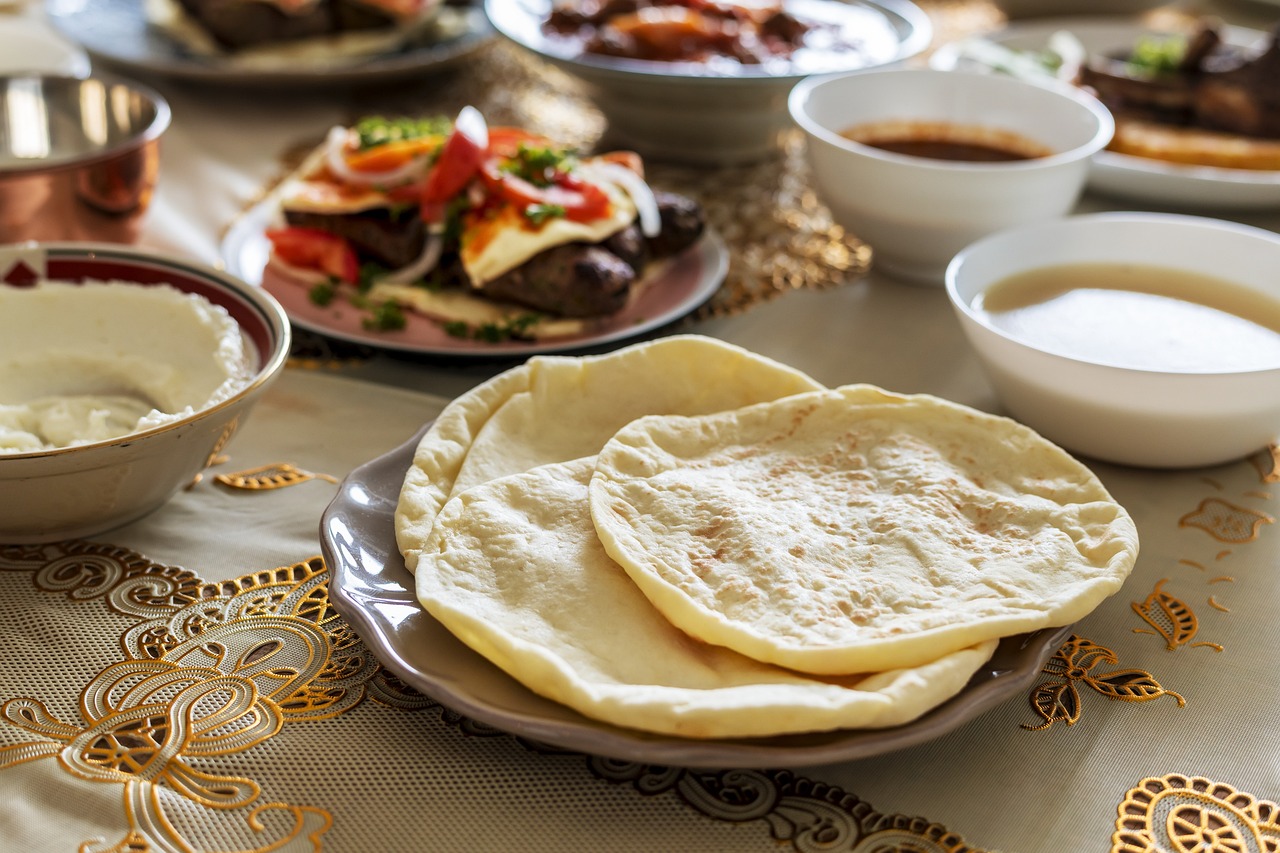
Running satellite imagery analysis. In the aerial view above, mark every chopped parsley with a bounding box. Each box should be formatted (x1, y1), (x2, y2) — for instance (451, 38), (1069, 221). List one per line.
(525, 203), (566, 225)
(353, 115), (450, 151)
(309, 280), (337, 306)
(362, 300), (407, 332)
(443, 313), (543, 342)
(1127, 36), (1185, 75)
(501, 143), (575, 185)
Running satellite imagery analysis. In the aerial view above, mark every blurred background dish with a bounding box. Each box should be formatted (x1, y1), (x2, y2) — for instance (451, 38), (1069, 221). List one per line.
(789, 67), (1112, 285)
(485, 0), (931, 165)
(0, 15), (91, 77)
(946, 212), (1280, 468)
(988, 0), (1164, 19)
(0, 243), (290, 543)
(45, 0), (494, 86)
(0, 73), (170, 244)
(930, 18), (1280, 209)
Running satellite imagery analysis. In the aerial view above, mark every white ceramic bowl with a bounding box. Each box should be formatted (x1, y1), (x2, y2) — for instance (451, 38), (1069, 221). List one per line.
(0, 243), (291, 543)
(946, 212), (1280, 469)
(789, 67), (1113, 284)
(486, 0), (931, 165)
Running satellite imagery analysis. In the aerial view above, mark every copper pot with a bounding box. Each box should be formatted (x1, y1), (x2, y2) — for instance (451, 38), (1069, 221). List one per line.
(0, 74), (170, 244)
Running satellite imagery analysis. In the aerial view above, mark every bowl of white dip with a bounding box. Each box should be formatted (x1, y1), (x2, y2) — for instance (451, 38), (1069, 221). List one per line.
(946, 212), (1280, 469)
(0, 243), (290, 542)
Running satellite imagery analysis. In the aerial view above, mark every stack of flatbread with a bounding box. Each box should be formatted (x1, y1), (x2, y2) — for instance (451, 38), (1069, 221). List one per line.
(394, 335), (1139, 739)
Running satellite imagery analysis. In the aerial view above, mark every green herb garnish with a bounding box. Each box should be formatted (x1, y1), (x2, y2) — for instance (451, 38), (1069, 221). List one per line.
(362, 300), (407, 332)
(1127, 36), (1185, 75)
(524, 203), (567, 225)
(353, 115), (450, 151)
(309, 280), (337, 306)
(501, 143), (575, 185)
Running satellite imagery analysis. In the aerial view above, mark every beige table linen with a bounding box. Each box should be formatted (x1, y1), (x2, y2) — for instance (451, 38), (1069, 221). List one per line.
(4, 1), (1280, 850)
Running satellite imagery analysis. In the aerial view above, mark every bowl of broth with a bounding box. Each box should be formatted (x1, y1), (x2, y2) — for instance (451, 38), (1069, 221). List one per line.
(946, 212), (1280, 468)
(788, 68), (1113, 284)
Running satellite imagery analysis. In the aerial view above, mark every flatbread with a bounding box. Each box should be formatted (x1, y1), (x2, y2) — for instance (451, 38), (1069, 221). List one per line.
(415, 458), (998, 738)
(588, 385), (1140, 674)
(395, 335), (824, 571)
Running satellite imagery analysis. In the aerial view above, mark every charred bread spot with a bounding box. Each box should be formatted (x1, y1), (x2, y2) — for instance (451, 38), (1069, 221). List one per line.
(477, 244), (635, 317)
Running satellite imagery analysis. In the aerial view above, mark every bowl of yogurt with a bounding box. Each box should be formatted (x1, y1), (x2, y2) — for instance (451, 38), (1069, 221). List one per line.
(946, 212), (1280, 468)
(0, 242), (290, 542)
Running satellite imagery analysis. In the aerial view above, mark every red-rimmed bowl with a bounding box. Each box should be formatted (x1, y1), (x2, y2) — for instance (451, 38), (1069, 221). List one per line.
(0, 243), (290, 543)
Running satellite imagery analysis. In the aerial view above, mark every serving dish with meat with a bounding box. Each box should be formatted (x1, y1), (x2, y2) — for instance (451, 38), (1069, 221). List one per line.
(259, 107), (712, 345)
(147, 0), (443, 56)
(1077, 20), (1280, 170)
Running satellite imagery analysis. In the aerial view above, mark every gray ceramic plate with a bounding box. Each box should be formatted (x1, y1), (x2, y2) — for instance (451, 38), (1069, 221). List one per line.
(322, 424), (1073, 768)
(45, 0), (493, 86)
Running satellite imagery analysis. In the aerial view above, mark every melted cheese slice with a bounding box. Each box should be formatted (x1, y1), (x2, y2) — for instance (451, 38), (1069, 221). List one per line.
(460, 174), (637, 286)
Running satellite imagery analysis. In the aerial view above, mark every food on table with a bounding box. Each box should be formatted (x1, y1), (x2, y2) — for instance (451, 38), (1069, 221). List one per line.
(417, 457), (998, 738)
(949, 22), (1280, 169)
(589, 385), (1139, 674)
(147, 0), (442, 56)
(0, 281), (252, 453)
(972, 262), (1280, 373)
(394, 334), (823, 562)
(541, 0), (906, 73)
(1077, 22), (1280, 169)
(267, 108), (707, 340)
(398, 335), (1139, 737)
(839, 119), (1053, 163)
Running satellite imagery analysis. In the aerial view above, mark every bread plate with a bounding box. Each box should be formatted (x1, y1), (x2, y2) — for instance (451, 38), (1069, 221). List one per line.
(322, 424), (1073, 769)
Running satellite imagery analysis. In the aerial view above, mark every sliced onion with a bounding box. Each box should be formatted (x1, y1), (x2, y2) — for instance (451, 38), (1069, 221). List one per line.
(381, 230), (443, 285)
(323, 125), (431, 188)
(454, 105), (489, 150)
(581, 160), (662, 238)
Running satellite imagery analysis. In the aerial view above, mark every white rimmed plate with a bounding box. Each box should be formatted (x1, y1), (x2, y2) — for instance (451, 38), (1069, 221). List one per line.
(321, 424), (1073, 769)
(931, 18), (1280, 210)
(221, 194), (728, 358)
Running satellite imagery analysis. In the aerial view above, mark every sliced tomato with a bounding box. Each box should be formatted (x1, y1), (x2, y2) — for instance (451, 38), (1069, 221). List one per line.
(485, 126), (552, 159)
(420, 108), (490, 223)
(266, 226), (359, 284)
(482, 163), (612, 224)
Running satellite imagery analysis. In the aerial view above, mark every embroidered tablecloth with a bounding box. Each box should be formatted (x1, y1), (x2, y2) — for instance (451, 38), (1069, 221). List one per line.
(6, 0), (1280, 849)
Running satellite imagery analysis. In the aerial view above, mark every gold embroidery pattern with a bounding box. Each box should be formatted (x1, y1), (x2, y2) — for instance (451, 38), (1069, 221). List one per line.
(1250, 444), (1280, 484)
(1023, 635), (1185, 731)
(1113, 774), (1280, 853)
(1131, 579), (1223, 653)
(0, 543), (418, 852)
(588, 764), (985, 853)
(0, 542), (993, 853)
(214, 462), (339, 491)
(1178, 499), (1275, 544)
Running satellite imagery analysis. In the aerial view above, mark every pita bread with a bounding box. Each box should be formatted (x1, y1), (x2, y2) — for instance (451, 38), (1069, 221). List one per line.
(415, 458), (998, 738)
(394, 335), (824, 571)
(588, 385), (1139, 674)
